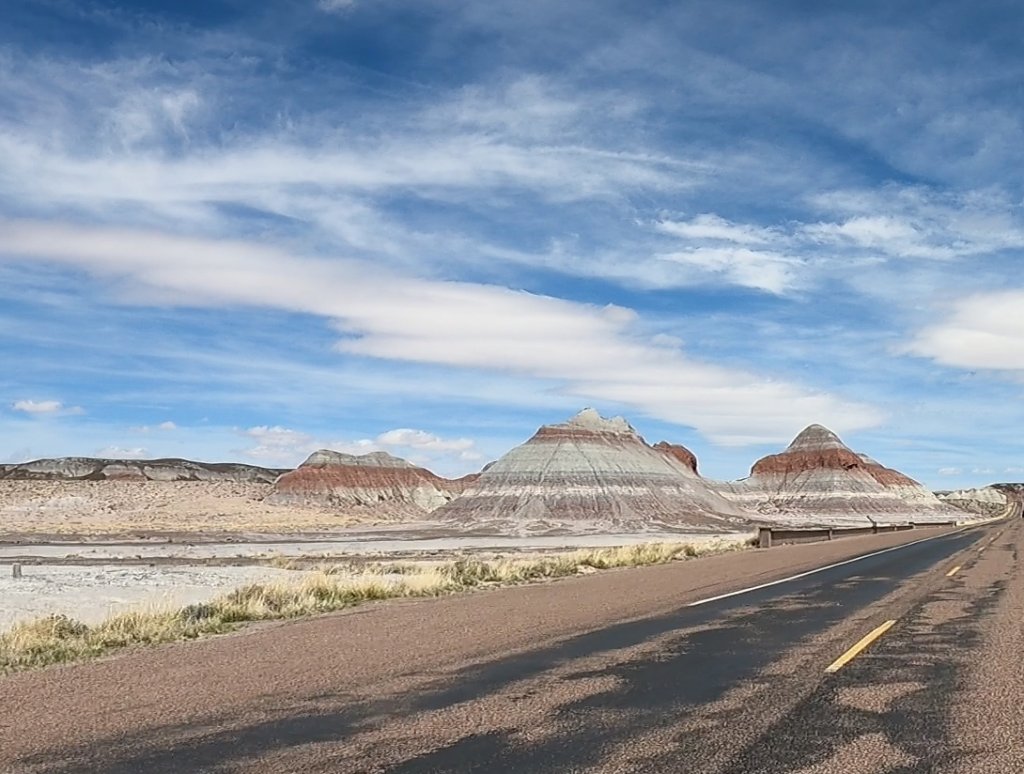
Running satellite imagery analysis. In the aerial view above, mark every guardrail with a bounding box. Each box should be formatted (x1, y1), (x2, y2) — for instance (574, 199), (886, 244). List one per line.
(757, 521), (960, 548)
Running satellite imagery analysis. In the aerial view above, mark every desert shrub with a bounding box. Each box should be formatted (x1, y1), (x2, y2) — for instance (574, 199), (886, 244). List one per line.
(179, 602), (218, 623)
(438, 559), (501, 586)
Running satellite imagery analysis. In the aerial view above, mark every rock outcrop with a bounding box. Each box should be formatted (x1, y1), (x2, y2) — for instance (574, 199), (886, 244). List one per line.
(938, 486), (1008, 517)
(716, 425), (960, 527)
(653, 441), (699, 474)
(265, 450), (464, 516)
(0, 457), (285, 483)
(432, 408), (754, 534)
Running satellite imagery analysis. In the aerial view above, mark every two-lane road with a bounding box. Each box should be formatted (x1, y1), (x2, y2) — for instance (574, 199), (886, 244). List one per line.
(1, 519), (1020, 773)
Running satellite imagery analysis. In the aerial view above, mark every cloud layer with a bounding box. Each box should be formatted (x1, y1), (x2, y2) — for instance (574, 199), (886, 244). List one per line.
(239, 425), (480, 468)
(4, 0), (1024, 487)
(11, 399), (84, 416)
(0, 221), (881, 444)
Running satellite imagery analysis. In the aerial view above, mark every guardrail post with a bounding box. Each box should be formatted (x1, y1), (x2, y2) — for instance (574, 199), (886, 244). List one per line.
(827, 528), (834, 540)
(12, 564), (22, 579)
(758, 527), (772, 549)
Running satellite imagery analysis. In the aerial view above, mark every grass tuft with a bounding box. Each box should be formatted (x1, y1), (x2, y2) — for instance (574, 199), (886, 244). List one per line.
(0, 536), (752, 674)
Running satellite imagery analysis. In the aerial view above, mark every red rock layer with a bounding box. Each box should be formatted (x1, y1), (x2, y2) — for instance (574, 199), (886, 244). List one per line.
(434, 408), (753, 533)
(265, 450), (462, 513)
(718, 424), (958, 527)
(653, 442), (698, 474)
(271, 464), (439, 496)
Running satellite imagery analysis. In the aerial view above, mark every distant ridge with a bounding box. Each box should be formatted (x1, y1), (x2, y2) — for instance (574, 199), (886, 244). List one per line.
(0, 457), (287, 483)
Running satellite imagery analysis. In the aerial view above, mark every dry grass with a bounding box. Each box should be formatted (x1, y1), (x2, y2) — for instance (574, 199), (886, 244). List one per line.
(0, 537), (753, 674)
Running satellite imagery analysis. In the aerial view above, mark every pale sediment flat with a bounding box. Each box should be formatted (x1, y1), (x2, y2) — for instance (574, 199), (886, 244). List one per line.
(0, 533), (750, 633)
(0, 531), (750, 561)
(0, 564), (316, 631)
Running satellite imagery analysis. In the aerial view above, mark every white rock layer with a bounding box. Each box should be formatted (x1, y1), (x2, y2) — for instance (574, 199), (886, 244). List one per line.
(434, 408), (755, 534)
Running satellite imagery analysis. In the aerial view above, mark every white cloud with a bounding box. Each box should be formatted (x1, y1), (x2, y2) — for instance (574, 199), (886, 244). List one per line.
(972, 468), (995, 475)
(657, 247), (803, 295)
(11, 399), (84, 415)
(376, 428), (475, 452)
(103, 88), (202, 149)
(317, 0), (356, 12)
(0, 64), (686, 237)
(907, 290), (1024, 370)
(95, 446), (148, 459)
(0, 222), (881, 445)
(239, 426), (333, 463)
(237, 425), (481, 468)
(130, 421), (178, 434)
(805, 187), (1024, 261)
(0, 59), (726, 299)
(656, 215), (775, 245)
(938, 467), (962, 476)
(12, 399), (63, 414)
(647, 189), (1024, 296)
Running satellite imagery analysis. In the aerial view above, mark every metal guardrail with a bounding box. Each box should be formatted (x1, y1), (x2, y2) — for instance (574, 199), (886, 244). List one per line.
(757, 521), (960, 548)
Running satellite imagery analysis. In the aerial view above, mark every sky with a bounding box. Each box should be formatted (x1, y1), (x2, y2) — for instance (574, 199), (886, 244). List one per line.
(3, 0), (1024, 488)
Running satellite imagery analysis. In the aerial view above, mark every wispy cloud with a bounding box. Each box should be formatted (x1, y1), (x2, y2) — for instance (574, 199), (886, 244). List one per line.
(12, 399), (63, 414)
(238, 424), (480, 469)
(11, 399), (84, 416)
(805, 187), (1024, 261)
(94, 446), (148, 459)
(656, 215), (776, 245)
(130, 421), (177, 433)
(0, 221), (882, 444)
(656, 247), (803, 295)
(316, 0), (357, 13)
(4, 0), (1024, 491)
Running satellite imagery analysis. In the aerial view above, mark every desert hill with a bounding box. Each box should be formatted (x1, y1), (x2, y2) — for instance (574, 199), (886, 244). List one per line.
(0, 457), (286, 484)
(432, 408), (754, 534)
(715, 424), (960, 527)
(265, 449), (475, 518)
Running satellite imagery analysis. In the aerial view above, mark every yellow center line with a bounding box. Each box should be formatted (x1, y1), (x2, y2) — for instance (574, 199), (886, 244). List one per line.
(825, 620), (897, 673)
(946, 565), (962, 577)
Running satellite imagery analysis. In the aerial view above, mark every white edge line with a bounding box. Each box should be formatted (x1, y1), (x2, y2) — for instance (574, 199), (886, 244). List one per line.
(686, 526), (972, 608)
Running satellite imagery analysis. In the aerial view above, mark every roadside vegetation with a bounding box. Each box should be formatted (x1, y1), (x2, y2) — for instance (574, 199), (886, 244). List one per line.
(0, 537), (754, 674)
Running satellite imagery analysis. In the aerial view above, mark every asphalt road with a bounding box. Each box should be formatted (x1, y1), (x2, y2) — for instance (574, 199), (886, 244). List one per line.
(1, 518), (1020, 774)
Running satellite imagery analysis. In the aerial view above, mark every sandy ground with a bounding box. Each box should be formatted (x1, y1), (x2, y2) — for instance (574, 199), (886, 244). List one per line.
(0, 564), (317, 631)
(0, 480), (395, 535)
(0, 531), (748, 561)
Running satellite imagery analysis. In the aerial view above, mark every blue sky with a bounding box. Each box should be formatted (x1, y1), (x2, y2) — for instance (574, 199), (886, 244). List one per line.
(3, 0), (1024, 487)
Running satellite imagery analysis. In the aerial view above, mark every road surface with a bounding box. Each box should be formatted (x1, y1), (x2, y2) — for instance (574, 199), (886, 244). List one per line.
(1, 518), (1021, 773)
